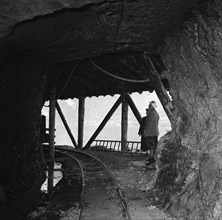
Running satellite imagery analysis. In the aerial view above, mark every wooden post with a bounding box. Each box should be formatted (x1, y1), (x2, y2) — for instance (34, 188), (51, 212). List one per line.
(56, 101), (78, 148)
(78, 97), (85, 149)
(48, 87), (56, 192)
(121, 94), (128, 152)
(84, 96), (122, 149)
(125, 93), (142, 123)
(138, 53), (175, 125)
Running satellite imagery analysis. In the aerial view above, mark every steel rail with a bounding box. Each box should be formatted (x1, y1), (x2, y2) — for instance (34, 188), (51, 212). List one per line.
(55, 146), (132, 220)
(44, 148), (86, 220)
(76, 149), (132, 220)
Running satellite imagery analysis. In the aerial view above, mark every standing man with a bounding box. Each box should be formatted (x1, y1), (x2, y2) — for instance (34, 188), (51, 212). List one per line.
(138, 101), (159, 166)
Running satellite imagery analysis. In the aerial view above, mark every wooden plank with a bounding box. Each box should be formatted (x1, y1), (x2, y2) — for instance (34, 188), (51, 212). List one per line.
(114, 141), (117, 150)
(78, 96), (85, 149)
(117, 141), (120, 151)
(84, 96), (122, 149)
(125, 93), (142, 123)
(56, 101), (78, 148)
(48, 87), (56, 192)
(131, 143), (134, 151)
(138, 53), (175, 125)
(121, 94), (128, 152)
(136, 143), (139, 151)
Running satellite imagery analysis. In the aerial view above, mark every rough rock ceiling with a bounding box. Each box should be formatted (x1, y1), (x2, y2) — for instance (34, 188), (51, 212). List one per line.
(0, 0), (202, 98)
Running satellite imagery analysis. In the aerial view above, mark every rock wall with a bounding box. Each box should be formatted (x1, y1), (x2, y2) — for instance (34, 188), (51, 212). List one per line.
(155, 1), (222, 219)
(0, 0), (104, 38)
(0, 0), (199, 63)
(0, 55), (48, 214)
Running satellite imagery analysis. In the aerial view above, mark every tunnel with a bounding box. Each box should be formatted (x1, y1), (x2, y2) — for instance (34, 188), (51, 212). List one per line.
(0, 0), (222, 219)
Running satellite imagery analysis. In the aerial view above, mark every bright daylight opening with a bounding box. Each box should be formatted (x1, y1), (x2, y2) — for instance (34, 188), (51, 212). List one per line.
(41, 91), (171, 147)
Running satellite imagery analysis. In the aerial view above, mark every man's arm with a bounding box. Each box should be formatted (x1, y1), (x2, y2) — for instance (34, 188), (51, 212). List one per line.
(138, 117), (145, 135)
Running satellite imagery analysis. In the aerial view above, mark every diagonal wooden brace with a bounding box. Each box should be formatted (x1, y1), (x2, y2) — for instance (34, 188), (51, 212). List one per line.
(56, 101), (78, 148)
(138, 52), (176, 125)
(124, 93), (142, 123)
(83, 96), (122, 149)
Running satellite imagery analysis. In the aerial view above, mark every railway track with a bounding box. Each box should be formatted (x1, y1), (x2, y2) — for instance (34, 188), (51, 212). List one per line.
(43, 145), (132, 220)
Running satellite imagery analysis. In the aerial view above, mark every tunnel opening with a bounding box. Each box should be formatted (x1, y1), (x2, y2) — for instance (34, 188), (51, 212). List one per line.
(0, 0), (222, 219)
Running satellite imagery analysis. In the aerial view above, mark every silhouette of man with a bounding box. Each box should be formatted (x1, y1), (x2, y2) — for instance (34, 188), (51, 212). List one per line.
(138, 101), (159, 166)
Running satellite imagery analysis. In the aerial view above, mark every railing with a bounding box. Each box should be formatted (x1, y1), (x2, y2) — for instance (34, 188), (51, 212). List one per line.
(91, 139), (142, 153)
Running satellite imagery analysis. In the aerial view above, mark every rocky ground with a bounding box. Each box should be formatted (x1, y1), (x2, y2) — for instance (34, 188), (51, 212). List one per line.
(88, 150), (176, 220)
(26, 149), (176, 220)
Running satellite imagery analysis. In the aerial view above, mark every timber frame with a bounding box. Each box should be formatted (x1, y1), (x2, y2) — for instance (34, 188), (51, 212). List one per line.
(48, 93), (142, 151)
(44, 52), (174, 158)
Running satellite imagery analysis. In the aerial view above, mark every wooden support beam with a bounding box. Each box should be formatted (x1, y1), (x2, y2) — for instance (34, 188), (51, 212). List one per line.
(48, 87), (56, 192)
(84, 96), (122, 149)
(125, 93), (142, 124)
(78, 97), (85, 149)
(121, 94), (128, 152)
(138, 53), (175, 125)
(55, 101), (78, 148)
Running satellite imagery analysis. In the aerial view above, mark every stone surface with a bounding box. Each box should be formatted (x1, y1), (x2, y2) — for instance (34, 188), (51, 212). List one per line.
(0, 0), (103, 38)
(0, 56), (47, 214)
(153, 0), (222, 219)
(0, 0), (199, 62)
(1, 1), (222, 219)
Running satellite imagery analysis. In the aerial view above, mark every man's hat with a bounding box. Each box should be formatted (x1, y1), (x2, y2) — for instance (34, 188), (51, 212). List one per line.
(149, 100), (156, 105)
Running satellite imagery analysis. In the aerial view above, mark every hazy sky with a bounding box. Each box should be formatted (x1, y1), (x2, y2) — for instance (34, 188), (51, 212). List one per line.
(42, 91), (171, 146)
